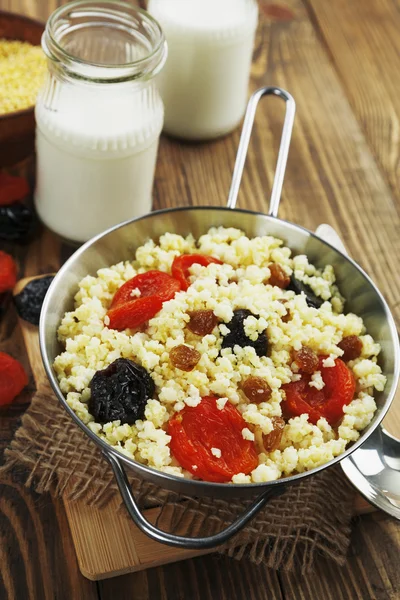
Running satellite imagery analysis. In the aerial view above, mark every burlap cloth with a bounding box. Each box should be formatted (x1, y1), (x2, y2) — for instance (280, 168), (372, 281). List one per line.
(2, 382), (356, 572)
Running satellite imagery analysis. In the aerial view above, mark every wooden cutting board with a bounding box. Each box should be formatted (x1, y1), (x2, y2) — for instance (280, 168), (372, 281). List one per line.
(14, 276), (400, 581)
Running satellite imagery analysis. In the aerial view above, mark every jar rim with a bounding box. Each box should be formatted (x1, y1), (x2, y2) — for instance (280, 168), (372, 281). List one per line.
(148, 0), (258, 43)
(43, 0), (166, 82)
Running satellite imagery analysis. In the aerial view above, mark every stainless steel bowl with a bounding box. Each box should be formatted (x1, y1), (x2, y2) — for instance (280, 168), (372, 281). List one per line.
(40, 88), (400, 549)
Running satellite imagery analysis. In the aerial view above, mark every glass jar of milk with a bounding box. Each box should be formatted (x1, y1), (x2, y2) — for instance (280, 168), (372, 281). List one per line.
(35, 1), (167, 244)
(147, 0), (258, 141)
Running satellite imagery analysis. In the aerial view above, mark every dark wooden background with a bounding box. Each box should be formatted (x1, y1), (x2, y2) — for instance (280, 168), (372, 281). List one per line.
(1, 0), (400, 598)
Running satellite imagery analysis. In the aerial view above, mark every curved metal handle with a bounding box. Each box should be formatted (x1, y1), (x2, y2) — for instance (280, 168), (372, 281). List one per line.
(227, 86), (296, 217)
(104, 451), (282, 550)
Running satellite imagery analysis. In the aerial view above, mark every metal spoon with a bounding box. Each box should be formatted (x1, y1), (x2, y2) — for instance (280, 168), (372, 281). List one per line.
(316, 224), (400, 520)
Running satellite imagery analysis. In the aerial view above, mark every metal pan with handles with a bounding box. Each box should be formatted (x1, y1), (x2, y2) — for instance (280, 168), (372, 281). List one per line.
(40, 87), (400, 549)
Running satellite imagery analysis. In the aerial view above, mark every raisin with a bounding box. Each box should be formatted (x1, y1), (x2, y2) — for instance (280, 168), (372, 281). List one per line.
(287, 275), (323, 309)
(170, 345), (201, 371)
(221, 309), (268, 357)
(279, 299), (291, 323)
(338, 335), (363, 362)
(262, 417), (285, 452)
(89, 358), (154, 424)
(187, 310), (218, 336)
(14, 276), (54, 325)
(240, 376), (272, 403)
(268, 263), (290, 289)
(0, 203), (36, 243)
(293, 346), (319, 374)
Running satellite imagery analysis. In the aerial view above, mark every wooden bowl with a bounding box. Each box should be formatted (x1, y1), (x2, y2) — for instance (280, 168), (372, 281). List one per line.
(0, 11), (45, 167)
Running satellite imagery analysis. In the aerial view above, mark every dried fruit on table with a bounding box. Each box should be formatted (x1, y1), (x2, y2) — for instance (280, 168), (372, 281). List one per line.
(0, 351), (28, 406)
(170, 344), (201, 371)
(110, 270), (181, 309)
(268, 263), (290, 288)
(240, 376), (272, 403)
(221, 309), (268, 357)
(168, 396), (258, 482)
(287, 274), (323, 309)
(262, 417), (285, 452)
(0, 172), (30, 205)
(0, 203), (36, 243)
(0, 250), (17, 294)
(338, 335), (363, 362)
(293, 346), (319, 374)
(89, 358), (155, 424)
(171, 254), (223, 291)
(107, 296), (163, 331)
(14, 275), (54, 325)
(187, 309), (218, 336)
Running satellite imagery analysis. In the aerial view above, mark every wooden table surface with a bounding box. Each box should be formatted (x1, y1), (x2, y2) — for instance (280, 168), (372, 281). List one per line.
(1, 0), (400, 598)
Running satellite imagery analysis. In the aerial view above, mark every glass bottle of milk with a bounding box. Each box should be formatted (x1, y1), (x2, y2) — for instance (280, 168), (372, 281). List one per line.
(147, 0), (258, 141)
(35, 1), (167, 244)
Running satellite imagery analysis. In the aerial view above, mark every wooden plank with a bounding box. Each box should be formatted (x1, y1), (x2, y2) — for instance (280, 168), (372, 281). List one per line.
(304, 0), (400, 211)
(99, 554), (285, 600)
(0, 477), (99, 600)
(64, 496), (212, 581)
(279, 512), (400, 600)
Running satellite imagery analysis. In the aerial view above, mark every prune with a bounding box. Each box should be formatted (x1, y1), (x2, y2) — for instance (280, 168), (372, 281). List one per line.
(268, 263), (290, 289)
(293, 346), (319, 374)
(262, 417), (285, 452)
(240, 376), (272, 403)
(221, 309), (268, 357)
(170, 344), (201, 371)
(0, 203), (36, 243)
(338, 335), (363, 362)
(287, 275), (323, 309)
(14, 275), (54, 325)
(89, 358), (154, 425)
(187, 310), (218, 336)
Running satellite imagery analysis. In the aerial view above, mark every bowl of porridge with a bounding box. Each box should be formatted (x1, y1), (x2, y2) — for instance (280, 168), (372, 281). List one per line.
(39, 88), (399, 549)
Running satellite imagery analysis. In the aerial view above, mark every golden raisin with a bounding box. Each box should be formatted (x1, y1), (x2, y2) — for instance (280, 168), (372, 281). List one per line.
(187, 310), (218, 336)
(170, 345), (201, 371)
(262, 417), (285, 452)
(293, 346), (319, 374)
(240, 376), (272, 403)
(268, 263), (290, 289)
(338, 335), (363, 362)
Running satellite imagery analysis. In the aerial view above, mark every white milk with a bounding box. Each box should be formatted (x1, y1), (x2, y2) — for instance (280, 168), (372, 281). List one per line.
(35, 83), (163, 243)
(35, 2), (166, 244)
(148, 0), (258, 140)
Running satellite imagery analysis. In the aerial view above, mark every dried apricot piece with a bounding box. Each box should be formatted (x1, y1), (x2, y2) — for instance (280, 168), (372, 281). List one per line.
(338, 335), (363, 362)
(0, 250), (17, 293)
(240, 376), (272, 403)
(107, 297), (163, 331)
(110, 270), (181, 309)
(170, 345), (201, 371)
(171, 254), (223, 291)
(0, 352), (28, 406)
(293, 346), (319, 374)
(0, 173), (30, 206)
(187, 310), (218, 336)
(168, 396), (258, 482)
(262, 417), (285, 452)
